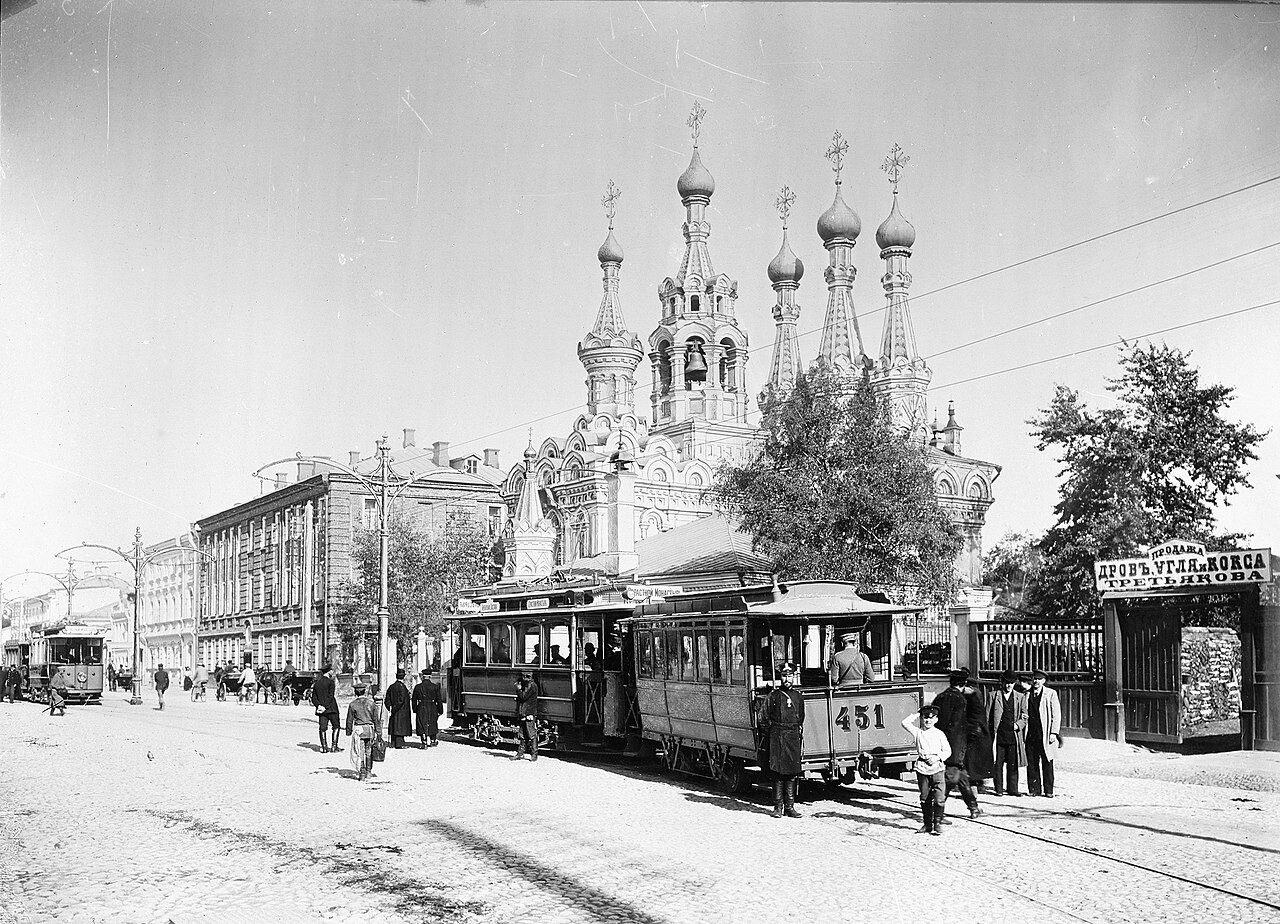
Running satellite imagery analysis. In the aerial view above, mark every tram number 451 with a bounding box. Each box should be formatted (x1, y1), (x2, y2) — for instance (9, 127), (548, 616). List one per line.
(835, 704), (886, 732)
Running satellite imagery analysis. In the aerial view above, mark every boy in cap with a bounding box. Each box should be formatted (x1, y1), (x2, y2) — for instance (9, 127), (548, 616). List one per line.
(902, 704), (950, 835)
(829, 632), (875, 687)
(512, 671), (539, 761)
(987, 668), (1028, 796)
(762, 661), (805, 818)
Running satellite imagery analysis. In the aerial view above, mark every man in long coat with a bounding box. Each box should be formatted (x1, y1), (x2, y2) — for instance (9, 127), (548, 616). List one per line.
(986, 669), (1028, 796)
(312, 663), (341, 753)
(384, 668), (413, 749)
(932, 670), (982, 819)
(1026, 669), (1063, 797)
(412, 671), (444, 748)
(962, 670), (993, 790)
(763, 661), (805, 819)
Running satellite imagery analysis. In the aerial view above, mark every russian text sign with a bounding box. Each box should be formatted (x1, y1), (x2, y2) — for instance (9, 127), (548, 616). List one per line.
(1095, 541), (1272, 593)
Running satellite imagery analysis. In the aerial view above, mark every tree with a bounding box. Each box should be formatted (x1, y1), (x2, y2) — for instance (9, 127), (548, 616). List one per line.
(332, 506), (497, 668)
(708, 366), (962, 609)
(1027, 341), (1265, 619)
(981, 530), (1043, 614)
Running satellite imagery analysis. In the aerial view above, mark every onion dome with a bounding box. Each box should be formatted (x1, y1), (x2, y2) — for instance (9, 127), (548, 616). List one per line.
(875, 194), (917, 250)
(767, 229), (804, 284)
(677, 147), (716, 200)
(817, 187), (861, 243)
(597, 228), (624, 264)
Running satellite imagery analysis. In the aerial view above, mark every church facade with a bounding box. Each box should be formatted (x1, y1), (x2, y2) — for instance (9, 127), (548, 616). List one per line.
(503, 107), (998, 590)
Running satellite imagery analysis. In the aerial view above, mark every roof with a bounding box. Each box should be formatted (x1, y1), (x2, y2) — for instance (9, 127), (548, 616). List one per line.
(634, 513), (773, 580)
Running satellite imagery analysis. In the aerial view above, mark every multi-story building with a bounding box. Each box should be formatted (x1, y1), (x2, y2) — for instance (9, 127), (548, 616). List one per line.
(137, 535), (199, 680)
(195, 429), (505, 673)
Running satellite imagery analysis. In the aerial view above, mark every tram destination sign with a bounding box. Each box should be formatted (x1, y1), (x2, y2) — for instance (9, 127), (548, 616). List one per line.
(1094, 540), (1272, 592)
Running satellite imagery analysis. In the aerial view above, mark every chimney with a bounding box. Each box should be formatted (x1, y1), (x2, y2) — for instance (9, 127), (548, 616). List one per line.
(349, 450), (361, 467)
(274, 471), (288, 490)
(403, 428), (416, 449)
(297, 461), (316, 481)
(484, 448), (500, 469)
(433, 440), (450, 467)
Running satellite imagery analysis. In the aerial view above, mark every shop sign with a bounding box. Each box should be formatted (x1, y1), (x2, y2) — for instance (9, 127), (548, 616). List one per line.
(1095, 539), (1272, 592)
(478, 601), (500, 613)
(527, 598), (550, 610)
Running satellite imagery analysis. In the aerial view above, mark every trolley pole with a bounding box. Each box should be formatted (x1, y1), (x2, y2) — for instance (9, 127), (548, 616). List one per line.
(130, 528), (144, 706)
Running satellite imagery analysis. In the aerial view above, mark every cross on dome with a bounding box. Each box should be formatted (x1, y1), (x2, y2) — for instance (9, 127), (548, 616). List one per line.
(601, 179), (621, 229)
(825, 131), (849, 185)
(882, 142), (910, 194)
(775, 185), (796, 229)
(687, 101), (707, 147)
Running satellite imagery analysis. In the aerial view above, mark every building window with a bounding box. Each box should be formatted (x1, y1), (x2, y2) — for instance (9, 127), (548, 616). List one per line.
(466, 459), (479, 475)
(487, 505), (505, 538)
(362, 498), (377, 530)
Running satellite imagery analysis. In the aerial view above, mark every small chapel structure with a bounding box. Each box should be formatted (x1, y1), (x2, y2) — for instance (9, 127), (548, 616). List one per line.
(501, 105), (998, 593)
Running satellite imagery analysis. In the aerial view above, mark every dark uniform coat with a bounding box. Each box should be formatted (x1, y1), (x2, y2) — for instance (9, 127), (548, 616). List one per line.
(931, 686), (969, 768)
(964, 688), (994, 779)
(764, 686), (805, 777)
(385, 680), (413, 738)
(312, 673), (339, 717)
(987, 687), (1029, 767)
(412, 677), (443, 738)
(515, 679), (539, 717)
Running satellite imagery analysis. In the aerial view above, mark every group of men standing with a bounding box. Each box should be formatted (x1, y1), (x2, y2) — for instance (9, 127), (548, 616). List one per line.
(311, 664), (445, 759)
(0, 664), (23, 702)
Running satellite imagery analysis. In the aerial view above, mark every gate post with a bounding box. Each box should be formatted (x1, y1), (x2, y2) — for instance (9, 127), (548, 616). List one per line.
(1102, 599), (1125, 743)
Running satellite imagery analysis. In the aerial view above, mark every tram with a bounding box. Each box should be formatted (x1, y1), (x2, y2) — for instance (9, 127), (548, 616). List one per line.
(451, 579), (925, 790)
(23, 621), (107, 705)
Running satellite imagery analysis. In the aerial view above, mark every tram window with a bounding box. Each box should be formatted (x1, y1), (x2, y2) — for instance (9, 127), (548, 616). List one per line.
(516, 624), (541, 665)
(664, 630), (678, 679)
(578, 626), (602, 670)
(465, 625), (487, 664)
(638, 632), (653, 679)
(654, 632), (668, 679)
(770, 635), (794, 672)
(694, 631), (710, 682)
(729, 631), (746, 685)
(711, 628), (727, 684)
(605, 624), (623, 671)
(679, 631), (694, 681)
(545, 622), (570, 666)
(490, 624), (513, 665)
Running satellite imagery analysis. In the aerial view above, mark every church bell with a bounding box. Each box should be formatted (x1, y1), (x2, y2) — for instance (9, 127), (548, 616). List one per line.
(684, 343), (708, 381)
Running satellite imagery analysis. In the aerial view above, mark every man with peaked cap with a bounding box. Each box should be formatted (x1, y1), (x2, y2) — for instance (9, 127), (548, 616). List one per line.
(762, 661), (805, 818)
(512, 671), (540, 761)
(312, 663), (341, 753)
(987, 668), (1028, 796)
(1026, 668), (1062, 797)
(384, 668), (413, 749)
(412, 670), (444, 748)
(829, 631), (875, 687)
(932, 669), (982, 820)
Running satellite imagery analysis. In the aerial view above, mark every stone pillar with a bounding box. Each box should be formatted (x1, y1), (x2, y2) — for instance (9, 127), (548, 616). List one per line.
(949, 587), (992, 674)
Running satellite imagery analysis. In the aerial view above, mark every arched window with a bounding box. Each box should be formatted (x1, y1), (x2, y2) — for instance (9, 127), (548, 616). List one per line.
(719, 339), (738, 390)
(657, 341), (673, 395)
(690, 295), (700, 312)
(489, 623), (513, 665)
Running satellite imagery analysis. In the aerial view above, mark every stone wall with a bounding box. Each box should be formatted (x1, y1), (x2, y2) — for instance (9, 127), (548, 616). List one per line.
(1180, 627), (1240, 729)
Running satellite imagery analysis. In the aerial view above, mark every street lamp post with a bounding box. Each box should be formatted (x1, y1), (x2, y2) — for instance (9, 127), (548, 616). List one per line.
(255, 434), (439, 689)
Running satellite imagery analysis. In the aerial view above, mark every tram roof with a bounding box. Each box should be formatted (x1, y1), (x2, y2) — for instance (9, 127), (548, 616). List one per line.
(748, 580), (923, 618)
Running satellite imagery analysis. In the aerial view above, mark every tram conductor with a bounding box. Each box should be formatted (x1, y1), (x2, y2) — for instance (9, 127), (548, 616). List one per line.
(512, 671), (539, 762)
(763, 661), (805, 818)
(829, 632), (875, 687)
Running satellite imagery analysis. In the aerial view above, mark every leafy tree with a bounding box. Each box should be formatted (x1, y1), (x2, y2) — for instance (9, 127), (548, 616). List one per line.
(332, 506), (497, 668)
(982, 530), (1043, 614)
(1028, 341), (1265, 619)
(708, 366), (962, 609)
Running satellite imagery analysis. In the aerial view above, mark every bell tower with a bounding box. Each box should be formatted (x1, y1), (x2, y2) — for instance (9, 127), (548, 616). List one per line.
(648, 103), (752, 442)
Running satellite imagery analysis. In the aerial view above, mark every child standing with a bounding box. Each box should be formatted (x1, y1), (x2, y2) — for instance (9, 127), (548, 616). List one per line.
(902, 704), (952, 835)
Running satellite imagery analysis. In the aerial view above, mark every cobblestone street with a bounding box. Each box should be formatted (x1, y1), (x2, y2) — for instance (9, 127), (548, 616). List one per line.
(1, 693), (1277, 924)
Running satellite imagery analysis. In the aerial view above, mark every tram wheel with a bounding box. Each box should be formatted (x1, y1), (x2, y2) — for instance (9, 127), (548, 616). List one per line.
(718, 757), (753, 796)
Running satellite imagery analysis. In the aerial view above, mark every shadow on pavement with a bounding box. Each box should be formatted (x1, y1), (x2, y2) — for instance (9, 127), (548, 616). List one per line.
(682, 791), (774, 815)
(295, 741), (326, 752)
(421, 817), (675, 924)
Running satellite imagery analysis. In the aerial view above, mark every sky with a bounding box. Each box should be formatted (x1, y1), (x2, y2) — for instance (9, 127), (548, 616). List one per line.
(1, 0), (1278, 597)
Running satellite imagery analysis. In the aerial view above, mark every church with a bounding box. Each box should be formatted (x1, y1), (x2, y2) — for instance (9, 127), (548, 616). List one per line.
(501, 104), (998, 595)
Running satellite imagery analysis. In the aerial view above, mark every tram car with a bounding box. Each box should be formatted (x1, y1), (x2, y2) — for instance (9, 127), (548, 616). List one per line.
(23, 621), (107, 705)
(451, 579), (925, 790)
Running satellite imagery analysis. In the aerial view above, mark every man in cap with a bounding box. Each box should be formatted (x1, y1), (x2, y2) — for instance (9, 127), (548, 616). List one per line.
(932, 669), (982, 819)
(1026, 669), (1062, 797)
(762, 661), (805, 818)
(312, 663), (341, 753)
(384, 668), (413, 749)
(987, 668), (1028, 796)
(512, 671), (539, 761)
(829, 632), (875, 687)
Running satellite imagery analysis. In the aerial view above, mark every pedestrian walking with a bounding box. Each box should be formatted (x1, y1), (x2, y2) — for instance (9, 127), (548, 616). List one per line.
(345, 682), (383, 782)
(49, 669), (68, 716)
(2, 664), (16, 703)
(1026, 669), (1062, 797)
(384, 669), (412, 749)
(962, 669), (994, 791)
(412, 670), (444, 748)
(987, 669), (1028, 796)
(511, 671), (539, 762)
(153, 664), (170, 710)
(106, 663), (117, 693)
(312, 663), (341, 753)
(902, 704), (951, 835)
(828, 632), (876, 686)
(933, 670), (982, 819)
(763, 661), (805, 818)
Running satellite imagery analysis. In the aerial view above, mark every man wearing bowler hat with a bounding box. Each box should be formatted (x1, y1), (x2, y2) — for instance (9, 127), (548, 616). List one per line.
(762, 661), (805, 818)
(987, 668), (1028, 796)
(829, 631), (875, 687)
(1026, 668), (1062, 797)
(512, 670), (539, 762)
(932, 669), (983, 818)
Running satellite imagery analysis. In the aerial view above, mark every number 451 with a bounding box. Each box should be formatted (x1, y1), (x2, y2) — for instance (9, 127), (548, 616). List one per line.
(835, 704), (885, 732)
